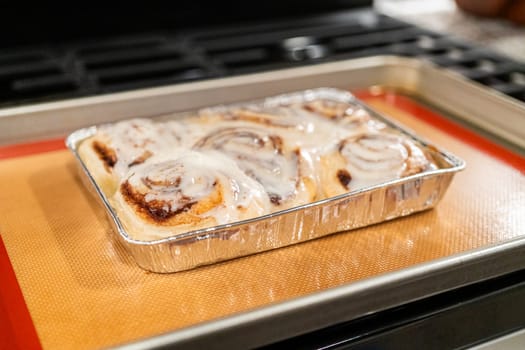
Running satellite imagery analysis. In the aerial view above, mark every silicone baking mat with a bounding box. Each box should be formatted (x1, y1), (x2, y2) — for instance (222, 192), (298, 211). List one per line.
(1, 91), (524, 350)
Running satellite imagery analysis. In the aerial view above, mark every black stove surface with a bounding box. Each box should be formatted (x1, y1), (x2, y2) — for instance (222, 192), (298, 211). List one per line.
(1, 9), (524, 107)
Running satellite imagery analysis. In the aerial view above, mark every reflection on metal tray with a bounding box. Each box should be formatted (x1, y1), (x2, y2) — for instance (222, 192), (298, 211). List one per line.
(66, 88), (464, 273)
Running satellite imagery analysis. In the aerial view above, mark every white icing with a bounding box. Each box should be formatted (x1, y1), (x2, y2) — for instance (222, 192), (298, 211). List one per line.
(98, 118), (181, 177)
(92, 98), (436, 232)
(123, 150), (270, 224)
(338, 132), (432, 189)
(193, 125), (304, 203)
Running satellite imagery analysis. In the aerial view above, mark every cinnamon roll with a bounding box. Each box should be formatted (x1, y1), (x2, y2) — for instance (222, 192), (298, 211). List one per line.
(194, 126), (317, 211)
(113, 151), (271, 241)
(198, 106), (308, 133)
(78, 118), (181, 194)
(301, 99), (386, 133)
(320, 130), (437, 197)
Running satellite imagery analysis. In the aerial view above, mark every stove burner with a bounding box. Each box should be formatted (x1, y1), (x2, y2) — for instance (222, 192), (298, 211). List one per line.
(281, 36), (329, 62)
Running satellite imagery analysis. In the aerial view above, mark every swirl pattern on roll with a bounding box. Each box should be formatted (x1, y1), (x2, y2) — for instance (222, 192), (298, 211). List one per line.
(86, 119), (177, 176)
(78, 118), (208, 195)
(302, 99), (382, 129)
(321, 131), (436, 197)
(114, 151), (270, 240)
(194, 127), (317, 210)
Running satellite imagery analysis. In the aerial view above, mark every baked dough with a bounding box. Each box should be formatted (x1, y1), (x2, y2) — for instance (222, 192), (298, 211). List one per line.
(78, 97), (438, 241)
(320, 131), (437, 197)
(113, 151), (270, 241)
(78, 118), (183, 194)
(193, 125), (317, 210)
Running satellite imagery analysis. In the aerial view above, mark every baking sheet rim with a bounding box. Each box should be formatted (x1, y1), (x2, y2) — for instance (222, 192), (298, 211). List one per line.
(3, 55), (524, 150)
(2, 55), (523, 347)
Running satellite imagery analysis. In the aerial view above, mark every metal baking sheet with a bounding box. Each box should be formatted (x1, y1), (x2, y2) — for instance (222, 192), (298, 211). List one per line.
(1, 56), (524, 150)
(0, 56), (524, 349)
(66, 88), (464, 273)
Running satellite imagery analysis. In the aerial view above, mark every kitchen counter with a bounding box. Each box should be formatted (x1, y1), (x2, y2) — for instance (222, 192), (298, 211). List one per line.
(376, 0), (525, 63)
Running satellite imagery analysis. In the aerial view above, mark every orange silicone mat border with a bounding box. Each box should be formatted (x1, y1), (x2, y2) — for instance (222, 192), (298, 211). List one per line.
(0, 236), (42, 350)
(0, 138), (63, 349)
(354, 90), (525, 173)
(0, 139), (66, 160)
(0, 91), (523, 349)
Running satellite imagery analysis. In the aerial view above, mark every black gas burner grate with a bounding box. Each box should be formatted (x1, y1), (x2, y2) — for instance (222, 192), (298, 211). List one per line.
(0, 13), (524, 107)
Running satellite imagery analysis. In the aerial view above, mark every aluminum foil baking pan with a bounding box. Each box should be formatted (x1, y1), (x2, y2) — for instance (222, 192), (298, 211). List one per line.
(66, 88), (465, 273)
